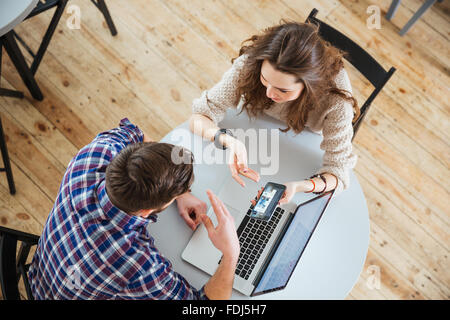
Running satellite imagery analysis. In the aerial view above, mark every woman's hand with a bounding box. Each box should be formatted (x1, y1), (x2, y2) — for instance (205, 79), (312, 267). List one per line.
(250, 187), (264, 207)
(250, 182), (297, 207)
(250, 175), (338, 208)
(250, 181), (308, 207)
(223, 136), (260, 187)
(278, 182), (299, 204)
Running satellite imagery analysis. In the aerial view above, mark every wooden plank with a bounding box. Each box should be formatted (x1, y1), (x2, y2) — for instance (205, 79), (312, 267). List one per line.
(0, 88), (78, 168)
(345, 0), (450, 81)
(68, 0), (198, 127)
(368, 219), (448, 299)
(0, 64), (98, 150)
(0, 160), (53, 227)
(379, 0), (449, 50)
(355, 147), (449, 250)
(430, 0), (450, 31)
(102, 0), (220, 93)
(14, 17), (172, 141)
(158, 0), (247, 59)
(1, 44), (116, 137)
(220, 0), (305, 32)
(351, 94), (450, 194)
(110, 0), (231, 82)
(336, 1), (450, 129)
(281, 0), (341, 20)
(0, 183), (43, 236)
(354, 158), (449, 291)
(324, 2), (450, 140)
(0, 111), (64, 199)
(355, 125), (449, 224)
(410, 0), (450, 40)
(362, 247), (426, 299)
(348, 263), (388, 299)
(347, 65), (450, 171)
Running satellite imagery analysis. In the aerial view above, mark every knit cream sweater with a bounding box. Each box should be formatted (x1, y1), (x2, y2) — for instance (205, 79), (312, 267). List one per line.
(192, 54), (357, 195)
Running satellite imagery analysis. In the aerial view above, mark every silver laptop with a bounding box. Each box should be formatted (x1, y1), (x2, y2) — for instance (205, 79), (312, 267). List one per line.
(182, 177), (334, 296)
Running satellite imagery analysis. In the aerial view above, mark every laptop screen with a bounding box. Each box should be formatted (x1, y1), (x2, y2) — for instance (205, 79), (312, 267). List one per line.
(252, 192), (333, 296)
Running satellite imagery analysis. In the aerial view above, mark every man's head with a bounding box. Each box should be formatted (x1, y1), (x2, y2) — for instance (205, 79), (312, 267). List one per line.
(105, 142), (194, 217)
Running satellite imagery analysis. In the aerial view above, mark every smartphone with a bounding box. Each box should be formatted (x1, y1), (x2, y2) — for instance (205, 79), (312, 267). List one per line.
(250, 182), (286, 221)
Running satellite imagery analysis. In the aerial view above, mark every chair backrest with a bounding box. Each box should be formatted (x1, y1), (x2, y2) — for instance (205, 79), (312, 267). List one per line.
(0, 226), (39, 300)
(0, 117), (16, 195)
(305, 8), (396, 138)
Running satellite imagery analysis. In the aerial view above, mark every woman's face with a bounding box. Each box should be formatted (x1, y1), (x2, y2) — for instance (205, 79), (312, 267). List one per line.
(260, 59), (304, 103)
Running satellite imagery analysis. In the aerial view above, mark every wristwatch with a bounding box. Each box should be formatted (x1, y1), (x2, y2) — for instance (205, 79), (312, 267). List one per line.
(214, 128), (234, 150)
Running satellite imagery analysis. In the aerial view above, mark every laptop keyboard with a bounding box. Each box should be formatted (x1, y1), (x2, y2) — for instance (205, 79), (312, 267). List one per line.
(234, 206), (285, 280)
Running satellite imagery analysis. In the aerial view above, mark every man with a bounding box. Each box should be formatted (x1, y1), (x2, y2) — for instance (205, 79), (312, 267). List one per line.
(28, 118), (240, 299)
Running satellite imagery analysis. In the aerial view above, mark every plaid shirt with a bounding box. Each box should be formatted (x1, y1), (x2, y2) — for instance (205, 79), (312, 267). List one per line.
(28, 118), (207, 300)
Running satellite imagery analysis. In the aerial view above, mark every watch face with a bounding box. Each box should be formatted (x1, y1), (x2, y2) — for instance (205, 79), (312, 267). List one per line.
(224, 129), (233, 137)
(214, 129), (229, 150)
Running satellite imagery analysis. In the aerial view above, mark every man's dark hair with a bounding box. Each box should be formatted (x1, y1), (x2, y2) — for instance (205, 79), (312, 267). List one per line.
(105, 142), (194, 214)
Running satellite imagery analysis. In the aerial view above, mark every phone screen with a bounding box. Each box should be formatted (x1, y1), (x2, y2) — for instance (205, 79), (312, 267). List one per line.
(250, 183), (286, 221)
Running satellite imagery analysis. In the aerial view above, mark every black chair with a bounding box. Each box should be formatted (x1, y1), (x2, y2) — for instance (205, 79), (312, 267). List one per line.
(91, 0), (118, 37)
(0, 226), (40, 300)
(0, 117), (15, 195)
(305, 9), (396, 140)
(0, 0), (117, 101)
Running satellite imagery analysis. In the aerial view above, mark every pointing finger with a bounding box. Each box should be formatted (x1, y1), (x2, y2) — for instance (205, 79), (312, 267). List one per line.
(206, 190), (225, 223)
(201, 214), (215, 235)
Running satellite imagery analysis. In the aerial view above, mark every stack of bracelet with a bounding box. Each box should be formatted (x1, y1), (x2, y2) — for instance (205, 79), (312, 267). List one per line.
(306, 174), (327, 194)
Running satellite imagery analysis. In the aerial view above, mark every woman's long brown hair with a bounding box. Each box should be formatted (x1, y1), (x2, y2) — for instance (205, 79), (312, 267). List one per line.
(234, 21), (360, 133)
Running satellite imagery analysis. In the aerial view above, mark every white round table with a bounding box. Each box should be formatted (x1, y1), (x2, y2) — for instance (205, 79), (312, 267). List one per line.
(150, 109), (370, 299)
(0, 0), (38, 37)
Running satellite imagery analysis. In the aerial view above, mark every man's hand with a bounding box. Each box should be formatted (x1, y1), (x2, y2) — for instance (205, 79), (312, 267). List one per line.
(201, 190), (240, 261)
(202, 190), (240, 300)
(176, 192), (207, 230)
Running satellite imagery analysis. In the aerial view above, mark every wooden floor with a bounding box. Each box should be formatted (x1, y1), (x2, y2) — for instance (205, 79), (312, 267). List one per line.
(0, 0), (448, 300)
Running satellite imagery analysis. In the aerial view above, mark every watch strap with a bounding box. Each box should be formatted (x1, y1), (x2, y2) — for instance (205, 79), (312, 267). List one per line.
(214, 128), (234, 150)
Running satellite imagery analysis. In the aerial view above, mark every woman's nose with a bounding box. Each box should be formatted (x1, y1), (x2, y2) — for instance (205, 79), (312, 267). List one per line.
(266, 86), (276, 99)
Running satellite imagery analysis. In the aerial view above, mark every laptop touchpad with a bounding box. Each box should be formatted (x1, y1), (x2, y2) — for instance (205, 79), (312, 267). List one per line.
(217, 178), (257, 216)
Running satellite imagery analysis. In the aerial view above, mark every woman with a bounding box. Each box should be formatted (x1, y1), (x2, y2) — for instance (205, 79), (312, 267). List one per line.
(189, 21), (359, 204)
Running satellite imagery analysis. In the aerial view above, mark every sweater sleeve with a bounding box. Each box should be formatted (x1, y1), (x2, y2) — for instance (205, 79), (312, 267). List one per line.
(315, 69), (357, 195)
(192, 55), (248, 124)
